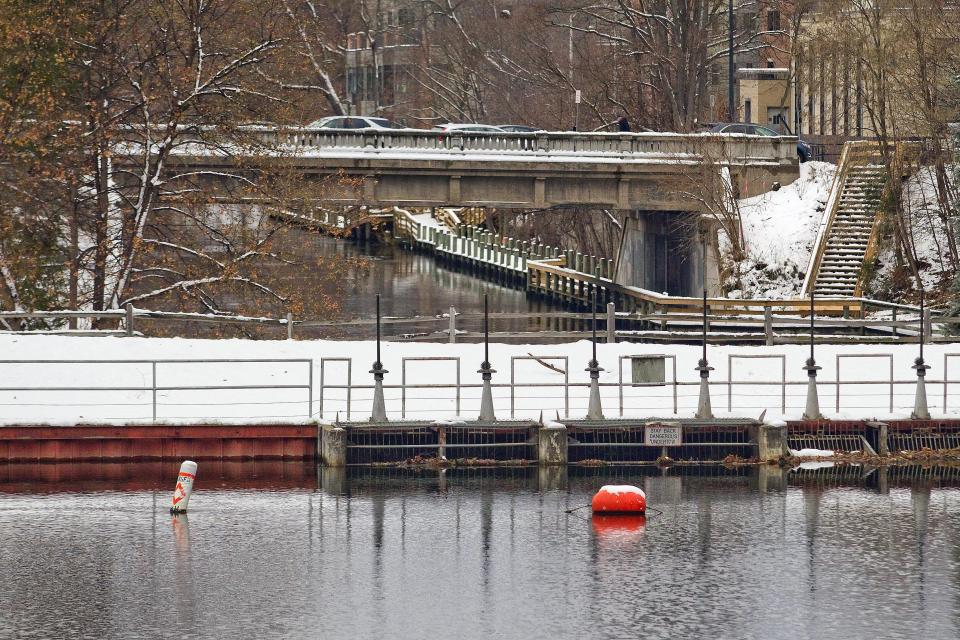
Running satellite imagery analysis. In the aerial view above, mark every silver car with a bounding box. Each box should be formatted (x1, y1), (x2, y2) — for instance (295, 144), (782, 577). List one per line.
(432, 123), (506, 133)
(309, 116), (406, 130)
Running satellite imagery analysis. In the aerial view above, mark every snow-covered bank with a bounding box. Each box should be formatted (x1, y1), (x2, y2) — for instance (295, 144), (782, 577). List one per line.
(1, 334), (958, 425)
(725, 161), (836, 299)
(871, 163), (959, 294)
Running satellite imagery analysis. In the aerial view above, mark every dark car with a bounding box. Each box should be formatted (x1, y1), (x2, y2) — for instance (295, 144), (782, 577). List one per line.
(706, 122), (812, 162)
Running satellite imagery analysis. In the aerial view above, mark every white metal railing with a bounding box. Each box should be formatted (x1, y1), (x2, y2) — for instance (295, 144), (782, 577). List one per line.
(315, 353), (953, 421)
(0, 351), (954, 424)
(0, 359), (313, 422)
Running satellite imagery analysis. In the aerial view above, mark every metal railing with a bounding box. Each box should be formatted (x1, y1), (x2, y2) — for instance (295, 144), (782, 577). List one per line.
(1, 303), (938, 344)
(0, 350), (956, 424)
(312, 352), (960, 421)
(0, 359), (313, 422)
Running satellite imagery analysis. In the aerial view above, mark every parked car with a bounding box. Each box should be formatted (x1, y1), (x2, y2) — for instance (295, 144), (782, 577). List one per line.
(706, 122), (812, 163)
(308, 116), (406, 130)
(432, 123), (506, 133)
(497, 124), (544, 133)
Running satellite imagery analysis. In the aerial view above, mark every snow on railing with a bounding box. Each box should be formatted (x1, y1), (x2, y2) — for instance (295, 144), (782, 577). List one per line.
(247, 128), (797, 165)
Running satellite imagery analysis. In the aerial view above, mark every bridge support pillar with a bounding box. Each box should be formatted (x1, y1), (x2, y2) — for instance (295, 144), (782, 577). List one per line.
(614, 212), (721, 296)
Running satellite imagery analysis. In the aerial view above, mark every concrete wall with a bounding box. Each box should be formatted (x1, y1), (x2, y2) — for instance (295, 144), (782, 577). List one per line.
(614, 213), (722, 297)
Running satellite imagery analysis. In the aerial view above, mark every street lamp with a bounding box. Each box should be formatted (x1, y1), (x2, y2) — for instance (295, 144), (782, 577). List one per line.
(370, 293), (388, 422)
(586, 289), (604, 420)
(803, 286), (822, 420)
(478, 293), (497, 422)
(912, 287), (930, 420)
(696, 233), (714, 419)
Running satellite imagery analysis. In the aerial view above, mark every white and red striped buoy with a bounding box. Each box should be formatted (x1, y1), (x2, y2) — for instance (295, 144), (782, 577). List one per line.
(170, 460), (198, 514)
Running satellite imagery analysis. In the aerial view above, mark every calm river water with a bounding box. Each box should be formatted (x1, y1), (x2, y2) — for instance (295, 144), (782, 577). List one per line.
(299, 235), (564, 339)
(1, 463), (959, 639)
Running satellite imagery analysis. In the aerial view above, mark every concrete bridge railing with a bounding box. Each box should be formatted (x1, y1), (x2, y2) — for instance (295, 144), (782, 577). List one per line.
(244, 127), (797, 167)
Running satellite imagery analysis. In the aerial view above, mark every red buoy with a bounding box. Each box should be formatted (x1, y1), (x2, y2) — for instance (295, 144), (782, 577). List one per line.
(591, 485), (646, 514)
(592, 514), (646, 536)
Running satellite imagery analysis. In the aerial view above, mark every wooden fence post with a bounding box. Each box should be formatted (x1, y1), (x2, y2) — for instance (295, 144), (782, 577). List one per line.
(449, 306), (457, 344)
(125, 303), (134, 337)
(606, 302), (616, 343)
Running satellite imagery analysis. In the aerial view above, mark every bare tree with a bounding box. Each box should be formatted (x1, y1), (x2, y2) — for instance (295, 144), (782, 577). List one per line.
(73, 0), (286, 312)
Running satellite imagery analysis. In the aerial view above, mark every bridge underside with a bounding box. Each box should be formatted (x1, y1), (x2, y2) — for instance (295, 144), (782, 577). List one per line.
(171, 154), (796, 211)
(614, 212), (721, 297)
(157, 151), (787, 296)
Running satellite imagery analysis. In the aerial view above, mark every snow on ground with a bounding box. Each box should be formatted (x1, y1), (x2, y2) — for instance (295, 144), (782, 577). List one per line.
(871, 164), (958, 294)
(1, 334), (959, 425)
(724, 161), (836, 299)
(789, 448), (835, 458)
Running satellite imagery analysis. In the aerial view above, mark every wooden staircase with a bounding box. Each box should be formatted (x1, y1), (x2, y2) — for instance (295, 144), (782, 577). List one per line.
(804, 142), (887, 297)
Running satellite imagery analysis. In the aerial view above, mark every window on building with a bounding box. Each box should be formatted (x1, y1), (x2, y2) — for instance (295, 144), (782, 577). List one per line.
(767, 9), (781, 32)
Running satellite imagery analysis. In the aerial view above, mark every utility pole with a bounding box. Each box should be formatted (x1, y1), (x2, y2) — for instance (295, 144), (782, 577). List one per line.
(728, 0), (735, 121)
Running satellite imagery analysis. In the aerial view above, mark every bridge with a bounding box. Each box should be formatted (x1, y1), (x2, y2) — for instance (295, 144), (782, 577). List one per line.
(172, 127), (798, 209)
(154, 128), (800, 296)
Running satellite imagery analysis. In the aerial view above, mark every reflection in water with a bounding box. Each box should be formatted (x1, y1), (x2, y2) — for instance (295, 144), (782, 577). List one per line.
(295, 235), (564, 338)
(170, 513), (196, 630)
(0, 464), (958, 639)
(591, 514), (647, 542)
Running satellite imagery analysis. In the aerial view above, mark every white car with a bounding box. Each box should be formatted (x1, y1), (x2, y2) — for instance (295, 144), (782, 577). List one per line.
(308, 116), (406, 130)
(432, 123), (506, 133)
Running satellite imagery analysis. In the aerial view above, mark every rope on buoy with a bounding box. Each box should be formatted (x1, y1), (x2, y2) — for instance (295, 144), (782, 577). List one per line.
(564, 504), (665, 518)
(564, 504), (592, 514)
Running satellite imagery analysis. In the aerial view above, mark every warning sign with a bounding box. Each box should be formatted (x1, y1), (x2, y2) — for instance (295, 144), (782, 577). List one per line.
(171, 482), (186, 506)
(645, 423), (682, 447)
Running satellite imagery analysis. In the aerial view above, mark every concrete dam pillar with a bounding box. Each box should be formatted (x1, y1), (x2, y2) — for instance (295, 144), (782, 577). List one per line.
(613, 212), (721, 297)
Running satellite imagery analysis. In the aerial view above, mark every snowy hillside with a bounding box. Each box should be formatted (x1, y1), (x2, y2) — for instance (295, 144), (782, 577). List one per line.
(723, 161), (836, 299)
(869, 164), (958, 295)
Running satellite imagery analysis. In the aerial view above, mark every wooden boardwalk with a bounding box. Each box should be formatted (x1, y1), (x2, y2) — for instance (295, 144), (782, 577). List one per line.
(385, 209), (909, 319)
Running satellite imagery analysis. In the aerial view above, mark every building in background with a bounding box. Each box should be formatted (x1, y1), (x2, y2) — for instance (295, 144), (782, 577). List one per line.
(342, 1), (421, 121)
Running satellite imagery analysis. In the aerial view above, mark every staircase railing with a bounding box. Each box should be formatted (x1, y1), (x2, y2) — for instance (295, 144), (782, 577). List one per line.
(802, 143), (853, 294)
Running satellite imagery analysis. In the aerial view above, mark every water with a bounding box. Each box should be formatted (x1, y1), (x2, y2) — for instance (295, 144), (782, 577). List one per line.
(316, 236), (540, 319)
(2, 463), (959, 639)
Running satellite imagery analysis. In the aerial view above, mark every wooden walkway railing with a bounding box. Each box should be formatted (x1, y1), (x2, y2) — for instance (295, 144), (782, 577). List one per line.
(0, 304), (941, 345)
